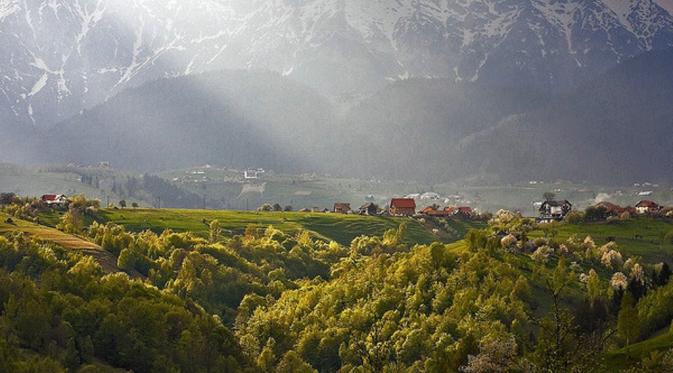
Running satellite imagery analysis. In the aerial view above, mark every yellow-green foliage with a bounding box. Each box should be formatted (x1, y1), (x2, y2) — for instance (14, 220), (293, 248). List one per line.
(237, 240), (532, 372)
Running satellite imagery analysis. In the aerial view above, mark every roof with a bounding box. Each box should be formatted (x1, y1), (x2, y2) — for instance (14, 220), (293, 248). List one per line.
(334, 203), (351, 210)
(595, 201), (623, 212)
(457, 207), (473, 214)
(390, 198), (416, 209)
(636, 200), (660, 208)
(541, 200), (572, 207)
(41, 194), (58, 201)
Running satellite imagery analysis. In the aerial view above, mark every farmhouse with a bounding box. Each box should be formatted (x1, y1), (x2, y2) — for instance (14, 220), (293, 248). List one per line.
(594, 201), (625, 217)
(420, 205), (452, 218)
(333, 203), (351, 214)
(538, 200), (572, 222)
(41, 194), (68, 207)
(636, 200), (661, 215)
(455, 207), (474, 218)
(389, 198), (416, 216)
(420, 205), (448, 217)
(358, 203), (379, 216)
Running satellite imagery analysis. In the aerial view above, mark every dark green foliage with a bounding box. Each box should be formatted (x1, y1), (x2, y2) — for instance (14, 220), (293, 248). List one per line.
(0, 235), (249, 372)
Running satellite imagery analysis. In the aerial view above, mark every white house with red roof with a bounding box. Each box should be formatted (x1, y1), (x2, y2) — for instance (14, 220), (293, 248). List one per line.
(41, 194), (68, 206)
(635, 200), (661, 215)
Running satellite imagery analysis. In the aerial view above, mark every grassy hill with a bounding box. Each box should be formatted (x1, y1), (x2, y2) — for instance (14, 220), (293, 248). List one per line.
(0, 212), (118, 273)
(529, 218), (673, 264)
(607, 328), (673, 370)
(58, 208), (484, 246)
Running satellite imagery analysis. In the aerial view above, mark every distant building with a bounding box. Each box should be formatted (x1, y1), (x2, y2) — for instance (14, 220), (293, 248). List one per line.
(594, 201), (625, 217)
(358, 203), (379, 216)
(420, 192), (441, 200)
(333, 203), (351, 214)
(538, 200), (572, 222)
(636, 200), (661, 215)
(420, 205), (452, 217)
(244, 168), (265, 180)
(455, 207), (474, 218)
(389, 198), (416, 216)
(41, 194), (68, 207)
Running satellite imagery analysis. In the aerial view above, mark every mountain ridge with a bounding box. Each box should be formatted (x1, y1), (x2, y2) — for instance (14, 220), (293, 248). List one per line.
(2, 0), (673, 128)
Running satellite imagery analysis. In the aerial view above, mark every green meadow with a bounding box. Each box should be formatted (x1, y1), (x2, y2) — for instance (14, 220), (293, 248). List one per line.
(530, 218), (673, 264)
(70, 208), (483, 246)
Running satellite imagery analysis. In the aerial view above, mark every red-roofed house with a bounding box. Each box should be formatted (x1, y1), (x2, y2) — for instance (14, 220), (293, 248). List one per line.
(390, 198), (416, 216)
(455, 207), (474, 218)
(636, 200), (661, 215)
(41, 194), (68, 206)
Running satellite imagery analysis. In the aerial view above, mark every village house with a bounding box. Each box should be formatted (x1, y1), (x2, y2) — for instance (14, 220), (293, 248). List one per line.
(636, 200), (661, 215)
(333, 203), (351, 214)
(389, 198), (416, 216)
(455, 207), (475, 218)
(41, 194), (68, 207)
(538, 200), (572, 222)
(421, 205), (450, 218)
(358, 203), (379, 216)
(594, 201), (625, 217)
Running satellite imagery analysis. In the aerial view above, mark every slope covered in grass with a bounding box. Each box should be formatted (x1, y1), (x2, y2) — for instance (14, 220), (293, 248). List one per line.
(88, 208), (483, 246)
(0, 212), (121, 273)
(529, 218), (673, 264)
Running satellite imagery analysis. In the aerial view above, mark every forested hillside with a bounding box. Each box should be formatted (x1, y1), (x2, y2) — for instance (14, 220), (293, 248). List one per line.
(2, 198), (673, 371)
(453, 49), (673, 184)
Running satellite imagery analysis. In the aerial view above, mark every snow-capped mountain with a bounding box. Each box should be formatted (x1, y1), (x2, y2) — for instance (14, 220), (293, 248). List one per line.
(2, 0), (673, 128)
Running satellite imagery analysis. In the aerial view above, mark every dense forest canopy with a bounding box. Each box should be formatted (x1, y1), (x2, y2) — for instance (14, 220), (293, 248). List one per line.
(2, 196), (673, 371)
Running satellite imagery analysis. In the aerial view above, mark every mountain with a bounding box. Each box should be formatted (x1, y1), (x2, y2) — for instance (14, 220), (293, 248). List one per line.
(451, 48), (673, 184)
(2, 0), (673, 129)
(341, 79), (550, 182)
(37, 70), (339, 172)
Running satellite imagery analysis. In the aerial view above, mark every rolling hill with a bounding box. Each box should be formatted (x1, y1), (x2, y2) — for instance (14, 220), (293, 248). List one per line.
(43, 208), (483, 246)
(0, 212), (119, 272)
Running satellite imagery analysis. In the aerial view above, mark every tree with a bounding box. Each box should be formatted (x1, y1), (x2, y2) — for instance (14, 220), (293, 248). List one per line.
(258, 203), (273, 212)
(209, 220), (222, 243)
(275, 351), (316, 373)
(586, 269), (604, 307)
(461, 337), (518, 373)
(131, 202), (139, 209)
(618, 291), (640, 346)
(119, 200), (127, 209)
(654, 262), (672, 287)
(272, 203), (283, 212)
(543, 192), (556, 202)
(57, 209), (84, 234)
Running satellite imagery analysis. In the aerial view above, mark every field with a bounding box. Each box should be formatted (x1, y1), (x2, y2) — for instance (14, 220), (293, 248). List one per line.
(0, 212), (120, 273)
(79, 208), (484, 246)
(0, 212), (100, 250)
(530, 218), (673, 264)
(607, 328), (673, 370)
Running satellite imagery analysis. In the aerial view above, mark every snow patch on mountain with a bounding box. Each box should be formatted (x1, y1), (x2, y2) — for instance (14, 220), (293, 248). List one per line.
(1, 0), (673, 129)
